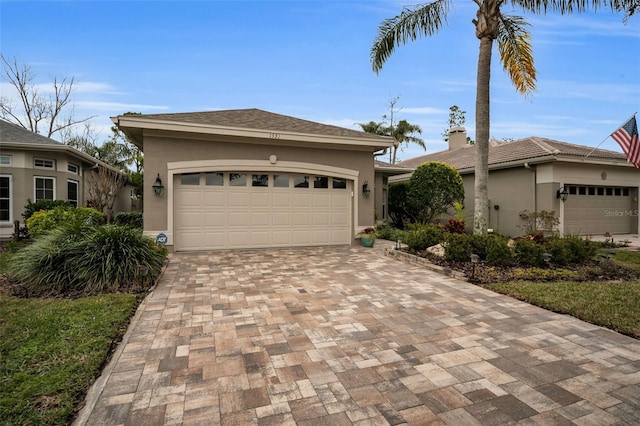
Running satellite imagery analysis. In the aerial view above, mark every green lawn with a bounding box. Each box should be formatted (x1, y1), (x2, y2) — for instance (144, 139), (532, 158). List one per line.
(0, 293), (142, 425)
(485, 250), (640, 339)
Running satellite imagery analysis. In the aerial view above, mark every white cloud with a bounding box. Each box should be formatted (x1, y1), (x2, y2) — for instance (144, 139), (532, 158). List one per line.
(401, 106), (445, 115)
(75, 101), (169, 112)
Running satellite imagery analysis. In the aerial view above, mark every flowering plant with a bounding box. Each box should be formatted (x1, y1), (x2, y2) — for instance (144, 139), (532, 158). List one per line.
(359, 227), (376, 237)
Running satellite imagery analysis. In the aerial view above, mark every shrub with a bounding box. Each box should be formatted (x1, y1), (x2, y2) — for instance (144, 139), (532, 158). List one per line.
(444, 233), (471, 262)
(26, 207), (105, 238)
(22, 199), (72, 221)
(562, 234), (598, 263)
(408, 162), (464, 224)
(10, 225), (167, 295)
(403, 223), (445, 251)
(514, 238), (545, 267)
(544, 237), (570, 266)
(467, 234), (492, 260)
(113, 211), (143, 228)
(388, 181), (412, 228)
(375, 224), (406, 242)
(485, 236), (513, 267)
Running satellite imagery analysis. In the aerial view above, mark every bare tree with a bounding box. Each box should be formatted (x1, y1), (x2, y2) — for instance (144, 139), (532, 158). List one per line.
(0, 55), (93, 140)
(86, 165), (127, 223)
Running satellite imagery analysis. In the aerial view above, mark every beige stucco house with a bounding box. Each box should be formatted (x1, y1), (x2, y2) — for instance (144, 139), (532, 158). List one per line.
(0, 119), (133, 238)
(392, 128), (640, 237)
(113, 109), (396, 251)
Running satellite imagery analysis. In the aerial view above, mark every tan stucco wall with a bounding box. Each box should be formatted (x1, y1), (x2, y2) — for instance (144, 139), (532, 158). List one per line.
(0, 149), (88, 237)
(142, 134), (376, 243)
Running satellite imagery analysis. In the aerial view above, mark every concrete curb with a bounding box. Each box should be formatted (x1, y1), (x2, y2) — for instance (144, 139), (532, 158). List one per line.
(383, 247), (469, 281)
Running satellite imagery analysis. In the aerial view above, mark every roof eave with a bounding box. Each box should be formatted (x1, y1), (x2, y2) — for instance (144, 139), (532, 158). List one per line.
(111, 116), (395, 150)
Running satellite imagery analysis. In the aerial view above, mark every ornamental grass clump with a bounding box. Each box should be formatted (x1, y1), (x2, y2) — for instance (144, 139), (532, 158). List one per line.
(10, 225), (166, 296)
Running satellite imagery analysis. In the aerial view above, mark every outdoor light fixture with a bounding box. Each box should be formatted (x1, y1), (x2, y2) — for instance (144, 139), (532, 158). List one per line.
(556, 186), (569, 202)
(152, 173), (164, 197)
(543, 253), (552, 265)
(395, 237), (403, 250)
(362, 181), (371, 198)
(470, 253), (480, 282)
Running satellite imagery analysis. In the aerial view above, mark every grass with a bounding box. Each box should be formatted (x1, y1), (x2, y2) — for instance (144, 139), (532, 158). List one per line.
(485, 250), (640, 339)
(0, 293), (142, 425)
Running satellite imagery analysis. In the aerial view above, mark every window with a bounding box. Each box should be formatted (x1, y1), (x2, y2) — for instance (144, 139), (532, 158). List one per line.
(35, 177), (55, 201)
(314, 176), (328, 189)
(615, 188), (621, 196)
(180, 173), (200, 185)
(606, 187), (613, 196)
(623, 188), (630, 196)
(274, 175), (289, 188)
(205, 172), (224, 186)
(34, 158), (55, 169)
(229, 173), (246, 187)
(597, 187), (604, 196)
(67, 180), (79, 207)
(588, 187), (595, 196)
(0, 176), (10, 222)
(293, 175), (309, 188)
(252, 174), (268, 187)
(332, 178), (346, 189)
(569, 186), (577, 195)
(578, 186), (586, 195)
(0, 155), (11, 166)
(68, 163), (80, 174)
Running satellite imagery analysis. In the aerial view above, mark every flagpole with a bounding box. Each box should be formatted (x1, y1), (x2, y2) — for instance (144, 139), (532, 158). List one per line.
(583, 112), (637, 160)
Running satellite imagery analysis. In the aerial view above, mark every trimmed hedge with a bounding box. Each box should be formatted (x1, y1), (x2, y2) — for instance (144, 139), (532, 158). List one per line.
(26, 207), (105, 238)
(403, 223), (445, 252)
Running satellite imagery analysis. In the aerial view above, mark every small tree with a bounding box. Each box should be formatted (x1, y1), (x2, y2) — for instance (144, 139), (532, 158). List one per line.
(408, 162), (464, 224)
(441, 105), (474, 144)
(388, 181), (413, 228)
(86, 165), (127, 223)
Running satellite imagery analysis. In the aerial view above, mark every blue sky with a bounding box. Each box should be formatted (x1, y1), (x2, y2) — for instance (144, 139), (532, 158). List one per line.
(1, 0), (639, 162)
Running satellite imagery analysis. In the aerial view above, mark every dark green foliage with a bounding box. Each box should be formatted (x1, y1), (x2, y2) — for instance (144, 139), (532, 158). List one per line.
(388, 181), (412, 228)
(22, 199), (72, 220)
(444, 233), (471, 262)
(544, 237), (570, 266)
(10, 225), (167, 295)
(514, 238), (545, 267)
(485, 236), (513, 266)
(375, 224), (407, 242)
(561, 234), (598, 264)
(113, 211), (143, 228)
(467, 234), (493, 260)
(26, 207), (105, 238)
(408, 162), (464, 224)
(403, 223), (445, 251)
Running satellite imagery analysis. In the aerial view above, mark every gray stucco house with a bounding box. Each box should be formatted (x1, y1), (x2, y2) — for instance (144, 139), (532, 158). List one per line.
(0, 119), (133, 238)
(113, 109), (397, 251)
(392, 128), (640, 237)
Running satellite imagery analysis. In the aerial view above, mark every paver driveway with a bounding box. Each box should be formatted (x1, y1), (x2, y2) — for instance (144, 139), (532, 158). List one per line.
(76, 244), (640, 425)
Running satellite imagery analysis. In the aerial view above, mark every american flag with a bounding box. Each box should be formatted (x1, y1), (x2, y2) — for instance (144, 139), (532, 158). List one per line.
(611, 115), (640, 168)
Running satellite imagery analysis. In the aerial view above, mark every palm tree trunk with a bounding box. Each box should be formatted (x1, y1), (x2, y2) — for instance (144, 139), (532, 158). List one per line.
(473, 35), (493, 234)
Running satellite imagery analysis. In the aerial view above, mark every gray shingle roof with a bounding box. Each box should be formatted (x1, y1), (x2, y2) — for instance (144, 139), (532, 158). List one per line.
(398, 136), (629, 170)
(135, 108), (391, 141)
(0, 119), (63, 145)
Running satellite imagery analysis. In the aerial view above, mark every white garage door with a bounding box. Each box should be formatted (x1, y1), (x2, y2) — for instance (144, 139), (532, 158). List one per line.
(564, 184), (635, 235)
(174, 172), (352, 251)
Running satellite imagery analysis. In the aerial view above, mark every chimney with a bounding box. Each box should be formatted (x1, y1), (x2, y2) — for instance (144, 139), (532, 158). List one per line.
(448, 126), (467, 150)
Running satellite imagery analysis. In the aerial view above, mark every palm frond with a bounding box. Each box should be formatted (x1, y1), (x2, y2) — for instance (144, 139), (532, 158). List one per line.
(371, 0), (451, 73)
(497, 14), (537, 96)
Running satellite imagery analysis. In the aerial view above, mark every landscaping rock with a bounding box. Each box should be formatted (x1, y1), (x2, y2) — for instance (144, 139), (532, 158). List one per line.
(426, 243), (445, 257)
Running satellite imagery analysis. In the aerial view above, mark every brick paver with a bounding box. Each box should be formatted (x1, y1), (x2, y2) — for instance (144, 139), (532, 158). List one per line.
(75, 243), (640, 425)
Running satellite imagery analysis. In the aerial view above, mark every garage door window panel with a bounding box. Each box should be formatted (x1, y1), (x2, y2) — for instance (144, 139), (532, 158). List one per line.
(274, 175), (289, 188)
(314, 176), (328, 189)
(181, 173), (200, 185)
(332, 178), (346, 189)
(205, 172), (224, 186)
(252, 174), (269, 187)
(294, 175), (309, 188)
(230, 173), (247, 186)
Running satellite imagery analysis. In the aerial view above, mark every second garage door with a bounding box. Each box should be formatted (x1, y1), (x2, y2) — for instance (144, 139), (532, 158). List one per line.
(564, 184), (635, 235)
(174, 172), (352, 251)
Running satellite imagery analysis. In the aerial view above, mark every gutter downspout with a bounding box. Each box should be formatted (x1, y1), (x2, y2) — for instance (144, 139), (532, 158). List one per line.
(524, 162), (537, 215)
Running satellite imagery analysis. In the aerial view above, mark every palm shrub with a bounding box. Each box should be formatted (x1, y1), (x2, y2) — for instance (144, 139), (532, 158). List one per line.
(10, 225), (166, 295)
(403, 223), (445, 251)
(26, 207), (105, 238)
(113, 211), (143, 228)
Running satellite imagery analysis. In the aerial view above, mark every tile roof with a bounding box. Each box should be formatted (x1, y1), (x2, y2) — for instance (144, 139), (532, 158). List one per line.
(0, 119), (63, 145)
(135, 108), (391, 141)
(398, 136), (629, 170)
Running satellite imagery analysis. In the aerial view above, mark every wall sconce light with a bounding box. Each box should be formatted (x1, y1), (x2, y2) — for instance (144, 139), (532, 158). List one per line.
(152, 173), (164, 197)
(362, 180), (371, 198)
(556, 186), (568, 202)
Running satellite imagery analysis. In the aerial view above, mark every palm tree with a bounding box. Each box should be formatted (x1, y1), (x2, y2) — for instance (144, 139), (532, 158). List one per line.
(391, 120), (424, 164)
(371, 0), (634, 234)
